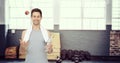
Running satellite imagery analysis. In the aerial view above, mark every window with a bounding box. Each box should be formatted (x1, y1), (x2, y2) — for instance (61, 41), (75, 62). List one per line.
(83, 0), (106, 30)
(60, 0), (82, 30)
(112, 0), (120, 30)
(6, 0), (106, 30)
(60, 0), (106, 30)
(5, 0), (54, 30)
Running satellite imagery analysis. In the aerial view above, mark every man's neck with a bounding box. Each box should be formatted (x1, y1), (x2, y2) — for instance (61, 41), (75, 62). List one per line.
(32, 24), (40, 31)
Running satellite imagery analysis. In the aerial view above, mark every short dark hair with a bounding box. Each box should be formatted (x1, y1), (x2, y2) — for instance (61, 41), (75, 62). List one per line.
(31, 8), (42, 17)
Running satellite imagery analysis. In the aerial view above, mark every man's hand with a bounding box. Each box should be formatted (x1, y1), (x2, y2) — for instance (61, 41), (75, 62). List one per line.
(45, 43), (53, 54)
(19, 39), (28, 47)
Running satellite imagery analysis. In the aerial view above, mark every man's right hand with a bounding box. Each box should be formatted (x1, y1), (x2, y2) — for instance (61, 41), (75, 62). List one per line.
(19, 39), (28, 47)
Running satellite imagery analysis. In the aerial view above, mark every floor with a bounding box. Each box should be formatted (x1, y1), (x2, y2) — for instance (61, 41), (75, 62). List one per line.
(0, 60), (120, 63)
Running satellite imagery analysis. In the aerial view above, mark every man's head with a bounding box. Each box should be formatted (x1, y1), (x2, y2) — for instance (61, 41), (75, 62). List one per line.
(31, 8), (42, 25)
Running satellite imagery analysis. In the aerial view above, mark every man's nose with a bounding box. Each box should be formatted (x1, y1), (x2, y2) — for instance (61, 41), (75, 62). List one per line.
(34, 17), (38, 19)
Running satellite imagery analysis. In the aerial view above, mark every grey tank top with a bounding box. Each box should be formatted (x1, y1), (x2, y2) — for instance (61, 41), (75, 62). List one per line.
(25, 30), (48, 63)
(28, 30), (45, 52)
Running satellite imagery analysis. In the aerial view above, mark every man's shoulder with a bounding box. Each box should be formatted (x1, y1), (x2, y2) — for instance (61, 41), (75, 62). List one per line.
(22, 30), (27, 34)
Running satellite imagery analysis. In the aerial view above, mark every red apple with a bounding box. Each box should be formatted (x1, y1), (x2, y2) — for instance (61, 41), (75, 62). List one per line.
(25, 10), (29, 15)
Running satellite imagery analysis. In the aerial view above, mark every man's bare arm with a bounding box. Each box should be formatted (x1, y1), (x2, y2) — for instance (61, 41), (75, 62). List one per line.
(46, 31), (53, 53)
(19, 30), (28, 45)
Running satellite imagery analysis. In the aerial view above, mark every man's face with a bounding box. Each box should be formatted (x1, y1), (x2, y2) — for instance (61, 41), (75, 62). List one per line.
(31, 12), (42, 25)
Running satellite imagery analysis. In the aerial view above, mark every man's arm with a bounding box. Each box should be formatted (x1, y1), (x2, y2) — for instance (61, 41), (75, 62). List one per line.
(19, 30), (28, 45)
(46, 31), (53, 53)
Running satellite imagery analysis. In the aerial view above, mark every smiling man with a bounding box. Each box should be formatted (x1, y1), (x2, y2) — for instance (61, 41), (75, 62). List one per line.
(20, 8), (52, 63)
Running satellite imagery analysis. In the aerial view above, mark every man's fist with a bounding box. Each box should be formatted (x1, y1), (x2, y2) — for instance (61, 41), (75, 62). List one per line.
(19, 39), (28, 47)
(45, 43), (53, 54)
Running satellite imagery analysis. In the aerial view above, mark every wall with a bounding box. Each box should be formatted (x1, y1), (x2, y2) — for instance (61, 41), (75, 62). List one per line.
(0, 0), (5, 57)
(0, 0), (112, 58)
(0, 0), (5, 24)
(0, 25), (5, 57)
(6, 25), (110, 56)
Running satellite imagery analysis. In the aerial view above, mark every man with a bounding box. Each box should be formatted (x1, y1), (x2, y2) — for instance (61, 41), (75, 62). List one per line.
(20, 8), (52, 63)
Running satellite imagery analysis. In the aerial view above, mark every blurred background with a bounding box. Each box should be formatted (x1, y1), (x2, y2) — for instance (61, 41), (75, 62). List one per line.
(0, 0), (120, 63)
